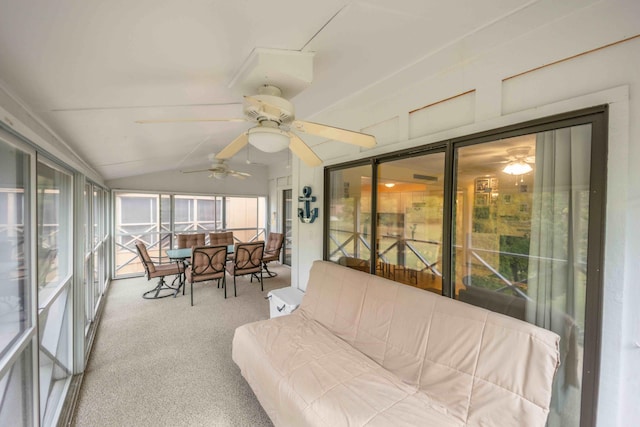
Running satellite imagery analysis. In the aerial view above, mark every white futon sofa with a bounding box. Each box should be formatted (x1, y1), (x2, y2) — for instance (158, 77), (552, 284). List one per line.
(233, 260), (560, 427)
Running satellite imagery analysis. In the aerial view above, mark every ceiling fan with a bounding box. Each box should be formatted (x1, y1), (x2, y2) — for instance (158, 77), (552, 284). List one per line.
(137, 85), (377, 166)
(180, 156), (251, 180)
(501, 146), (535, 175)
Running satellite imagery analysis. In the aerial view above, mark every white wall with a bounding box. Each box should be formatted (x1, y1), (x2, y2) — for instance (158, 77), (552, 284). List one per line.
(290, 1), (640, 425)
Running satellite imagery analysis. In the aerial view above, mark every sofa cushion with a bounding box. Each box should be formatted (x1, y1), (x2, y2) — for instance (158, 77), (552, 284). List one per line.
(233, 312), (463, 427)
(299, 260), (560, 426)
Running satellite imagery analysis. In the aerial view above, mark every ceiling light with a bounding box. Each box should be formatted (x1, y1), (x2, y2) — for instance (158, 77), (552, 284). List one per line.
(502, 161), (532, 175)
(384, 183), (395, 188)
(247, 126), (290, 153)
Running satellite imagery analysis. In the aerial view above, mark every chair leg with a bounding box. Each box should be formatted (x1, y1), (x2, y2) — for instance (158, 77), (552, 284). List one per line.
(260, 270), (263, 291)
(222, 275), (226, 298)
(263, 262), (278, 278)
(142, 276), (175, 299)
(233, 275), (237, 297)
(191, 281), (193, 306)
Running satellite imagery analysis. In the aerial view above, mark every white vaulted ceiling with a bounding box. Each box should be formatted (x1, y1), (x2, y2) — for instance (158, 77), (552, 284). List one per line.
(0, 0), (584, 180)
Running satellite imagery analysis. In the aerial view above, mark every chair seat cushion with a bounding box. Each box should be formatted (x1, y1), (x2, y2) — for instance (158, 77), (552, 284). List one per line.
(185, 265), (224, 283)
(148, 263), (181, 278)
(226, 264), (261, 275)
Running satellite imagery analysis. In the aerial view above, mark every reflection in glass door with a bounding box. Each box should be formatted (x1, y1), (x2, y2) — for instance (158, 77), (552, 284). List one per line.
(453, 125), (592, 427)
(326, 164), (372, 272)
(376, 153), (445, 293)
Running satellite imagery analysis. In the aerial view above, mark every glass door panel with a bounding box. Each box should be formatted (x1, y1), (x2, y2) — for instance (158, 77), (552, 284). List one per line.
(326, 165), (372, 272)
(453, 125), (592, 427)
(376, 153), (445, 293)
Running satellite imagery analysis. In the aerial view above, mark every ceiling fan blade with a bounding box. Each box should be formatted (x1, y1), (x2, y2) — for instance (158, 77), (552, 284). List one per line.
(288, 133), (322, 167)
(229, 171), (250, 179)
(216, 132), (249, 160)
(135, 118), (247, 124)
(180, 169), (213, 174)
(292, 120), (376, 148)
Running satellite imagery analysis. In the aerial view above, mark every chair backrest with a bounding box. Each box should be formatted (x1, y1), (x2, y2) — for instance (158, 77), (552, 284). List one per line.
(189, 245), (227, 282)
(232, 241), (264, 274)
(177, 233), (205, 249)
(135, 241), (155, 274)
(265, 232), (284, 255)
(209, 231), (234, 246)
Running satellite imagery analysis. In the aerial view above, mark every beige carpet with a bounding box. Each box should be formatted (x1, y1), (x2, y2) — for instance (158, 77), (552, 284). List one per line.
(72, 266), (291, 426)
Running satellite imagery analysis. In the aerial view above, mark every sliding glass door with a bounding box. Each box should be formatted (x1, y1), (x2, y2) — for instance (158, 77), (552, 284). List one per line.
(453, 124), (593, 426)
(324, 106), (607, 427)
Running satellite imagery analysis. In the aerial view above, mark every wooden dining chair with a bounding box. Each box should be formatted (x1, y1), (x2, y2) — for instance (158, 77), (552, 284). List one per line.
(262, 232), (284, 278)
(135, 241), (182, 299)
(185, 245), (227, 306)
(176, 233), (205, 249)
(225, 241), (264, 298)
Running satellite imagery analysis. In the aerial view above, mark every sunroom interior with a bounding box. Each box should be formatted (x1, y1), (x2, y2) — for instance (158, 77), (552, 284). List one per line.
(0, 1), (639, 426)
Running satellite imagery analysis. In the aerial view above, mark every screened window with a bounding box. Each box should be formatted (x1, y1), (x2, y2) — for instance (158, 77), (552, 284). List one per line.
(114, 193), (267, 277)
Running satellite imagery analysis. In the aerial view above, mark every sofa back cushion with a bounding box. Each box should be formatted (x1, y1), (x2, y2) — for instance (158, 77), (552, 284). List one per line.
(299, 260), (560, 424)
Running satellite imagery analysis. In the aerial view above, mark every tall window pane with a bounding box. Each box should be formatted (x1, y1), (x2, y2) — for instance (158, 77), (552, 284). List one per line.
(326, 165), (372, 271)
(174, 195), (218, 237)
(453, 125), (592, 427)
(0, 141), (31, 358)
(376, 153), (445, 293)
(37, 161), (72, 307)
(83, 183), (92, 334)
(114, 193), (159, 276)
(226, 197), (259, 242)
(92, 188), (103, 308)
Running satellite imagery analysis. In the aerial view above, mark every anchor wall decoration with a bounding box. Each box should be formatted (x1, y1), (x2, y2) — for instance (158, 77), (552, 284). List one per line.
(298, 186), (318, 224)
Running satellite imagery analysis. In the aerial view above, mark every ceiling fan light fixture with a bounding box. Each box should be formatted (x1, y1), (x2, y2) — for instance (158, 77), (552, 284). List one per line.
(247, 126), (290, 153)
(503, 160), (533, 175)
